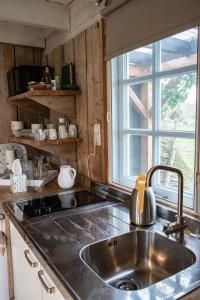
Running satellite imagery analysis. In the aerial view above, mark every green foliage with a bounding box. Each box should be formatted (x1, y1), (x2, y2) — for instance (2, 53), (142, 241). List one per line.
(161, 73), (196, 118)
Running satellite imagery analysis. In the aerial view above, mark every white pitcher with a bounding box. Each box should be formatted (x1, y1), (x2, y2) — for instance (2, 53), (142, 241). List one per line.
(57, 165), (76, 189)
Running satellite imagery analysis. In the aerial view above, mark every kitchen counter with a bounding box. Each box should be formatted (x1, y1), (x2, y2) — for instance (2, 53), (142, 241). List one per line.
(3, 184), (200, 299)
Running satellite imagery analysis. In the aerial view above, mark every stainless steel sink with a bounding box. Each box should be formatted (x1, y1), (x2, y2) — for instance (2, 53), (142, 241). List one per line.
(80, 230), (195, 291)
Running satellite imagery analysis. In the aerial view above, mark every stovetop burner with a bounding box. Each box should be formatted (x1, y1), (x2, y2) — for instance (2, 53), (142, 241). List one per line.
(17, 191), (105, 218)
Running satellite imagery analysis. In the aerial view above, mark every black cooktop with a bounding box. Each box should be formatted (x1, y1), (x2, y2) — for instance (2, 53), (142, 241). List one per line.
(17, 191), (105, 218)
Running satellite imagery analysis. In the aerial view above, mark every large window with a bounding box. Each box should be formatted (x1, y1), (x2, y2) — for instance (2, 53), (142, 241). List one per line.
(111, 28), (198, 209)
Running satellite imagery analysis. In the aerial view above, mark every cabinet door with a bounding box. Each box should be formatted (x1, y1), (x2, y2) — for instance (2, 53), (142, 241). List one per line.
(39, 269), (72, 300)
(10, 221), (42, 300)
(0, 212), (9, 300)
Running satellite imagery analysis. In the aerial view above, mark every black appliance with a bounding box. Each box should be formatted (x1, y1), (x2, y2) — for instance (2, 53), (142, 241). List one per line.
(7, 65), (54, 96)
(17, 191), (105, 218)
(61, 63), (76, 88)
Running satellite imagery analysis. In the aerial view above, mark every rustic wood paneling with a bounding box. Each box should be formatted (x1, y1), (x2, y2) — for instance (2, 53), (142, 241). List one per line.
(86, 20), (107, 182)
(0, 44), (16, 142)
(33, 48), (43, 66)
(47, 45), (65, 123)
(15, 46), (34, 66)
(64, 39), (74, 64)
(74, 32), (89, 177)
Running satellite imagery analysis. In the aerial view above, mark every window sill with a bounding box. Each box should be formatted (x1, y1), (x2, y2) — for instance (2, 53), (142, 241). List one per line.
(109, 181), (198, 217)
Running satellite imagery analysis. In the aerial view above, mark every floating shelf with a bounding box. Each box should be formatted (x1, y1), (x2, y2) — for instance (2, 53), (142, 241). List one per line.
(9, 136), (82, 146)
(8, 90), (81, 117)
(8, 90), (81, 100)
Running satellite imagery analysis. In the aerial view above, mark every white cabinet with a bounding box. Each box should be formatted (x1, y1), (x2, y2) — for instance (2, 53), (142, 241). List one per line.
(0, 210), (9, 300)
(10, 221), (72, 300)
(10, 221), (42, 300)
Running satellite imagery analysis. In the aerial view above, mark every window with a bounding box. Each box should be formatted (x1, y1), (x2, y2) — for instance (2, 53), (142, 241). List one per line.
(111, 28), (198, 209)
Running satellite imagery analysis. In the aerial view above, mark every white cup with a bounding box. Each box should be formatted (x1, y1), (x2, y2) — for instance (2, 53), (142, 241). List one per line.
(58, 125), (68, 139)
(11, 121), (24, 131)
(68, 124), (77, 138)
(35, 129), (45, 141)
(31, 124), (43, 135)
(49, 128), (57, 140)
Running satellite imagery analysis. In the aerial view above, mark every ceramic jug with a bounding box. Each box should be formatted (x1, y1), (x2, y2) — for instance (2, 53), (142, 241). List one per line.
(57, 165), (76, 189)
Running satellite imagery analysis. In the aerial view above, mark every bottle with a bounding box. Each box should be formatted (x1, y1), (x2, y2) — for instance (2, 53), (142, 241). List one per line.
(42, 66), (51, 85)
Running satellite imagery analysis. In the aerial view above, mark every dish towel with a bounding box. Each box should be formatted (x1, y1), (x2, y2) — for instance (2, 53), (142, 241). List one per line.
(0, 231), (7, 256)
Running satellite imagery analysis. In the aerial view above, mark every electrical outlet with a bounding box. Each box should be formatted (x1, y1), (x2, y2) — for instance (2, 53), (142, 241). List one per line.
(94, 124), (101, 146)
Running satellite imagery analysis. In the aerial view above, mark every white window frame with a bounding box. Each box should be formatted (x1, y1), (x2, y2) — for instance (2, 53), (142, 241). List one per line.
(111, 30), (200, 211)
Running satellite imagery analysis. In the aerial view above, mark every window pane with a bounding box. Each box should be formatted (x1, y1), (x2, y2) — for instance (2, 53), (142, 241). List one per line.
(128, 82), (152, 129)
(159, 73), (197, 131)
(126, 135), (152, 178)
(158, 137), (195, 207)
(161, 28), (198, 72)
(128, 45), (152, 78)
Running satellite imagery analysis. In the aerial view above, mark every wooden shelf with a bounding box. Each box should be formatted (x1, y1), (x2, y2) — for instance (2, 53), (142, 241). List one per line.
(8, 90), (81, 101)
(8, 89), (81, 117)
(9, 136), (82, 146)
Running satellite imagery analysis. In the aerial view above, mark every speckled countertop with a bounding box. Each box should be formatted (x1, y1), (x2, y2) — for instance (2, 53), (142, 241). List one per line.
(3, 184), (200, 300)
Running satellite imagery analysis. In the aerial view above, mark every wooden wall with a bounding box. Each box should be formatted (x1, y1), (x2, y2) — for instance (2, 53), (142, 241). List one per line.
(0, 19), (107, 184)
(0, 44), (43, 142)
(46, 20), (108, 183)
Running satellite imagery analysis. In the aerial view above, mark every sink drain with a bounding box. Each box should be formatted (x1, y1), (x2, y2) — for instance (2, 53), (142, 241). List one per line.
(115, 278), (141, 291)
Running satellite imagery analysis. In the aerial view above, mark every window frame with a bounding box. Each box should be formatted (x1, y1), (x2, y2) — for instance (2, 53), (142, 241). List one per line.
(111, 29), (200, 213)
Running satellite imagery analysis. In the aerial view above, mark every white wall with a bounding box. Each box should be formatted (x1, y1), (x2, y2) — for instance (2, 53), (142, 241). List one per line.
(0, 0), (101, 52)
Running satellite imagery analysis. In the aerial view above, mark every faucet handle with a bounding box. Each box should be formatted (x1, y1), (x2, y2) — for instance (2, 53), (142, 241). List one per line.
(163, 222), (171, 235)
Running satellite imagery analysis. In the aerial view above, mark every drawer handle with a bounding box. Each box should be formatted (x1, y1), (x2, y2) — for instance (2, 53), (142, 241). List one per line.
(24, 250), (38, 268)
(38, 270), (55, 294)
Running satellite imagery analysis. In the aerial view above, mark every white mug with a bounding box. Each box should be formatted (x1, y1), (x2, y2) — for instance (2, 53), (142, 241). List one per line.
(31, 124), (43, 135)
(58, 125), (68, 139)
(68, 124), (77, 138)
(49, 128), (57, 140)
(11, 121), (24, 131)
(35, 129), (45, 141)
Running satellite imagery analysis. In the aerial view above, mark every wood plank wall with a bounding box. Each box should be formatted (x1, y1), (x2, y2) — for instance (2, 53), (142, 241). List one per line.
(46, 20), (108, 183)
(0, 43), (43, 143)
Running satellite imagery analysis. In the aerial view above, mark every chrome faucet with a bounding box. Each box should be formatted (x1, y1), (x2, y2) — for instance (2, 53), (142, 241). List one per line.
(146, 165), (187, 239)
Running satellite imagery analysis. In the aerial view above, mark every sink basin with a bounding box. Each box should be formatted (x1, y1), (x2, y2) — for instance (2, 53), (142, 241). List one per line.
(80, 230), (195, 291)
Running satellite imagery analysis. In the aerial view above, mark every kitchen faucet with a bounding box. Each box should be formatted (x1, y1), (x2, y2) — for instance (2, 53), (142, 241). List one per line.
(146, 165), (187, 239)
